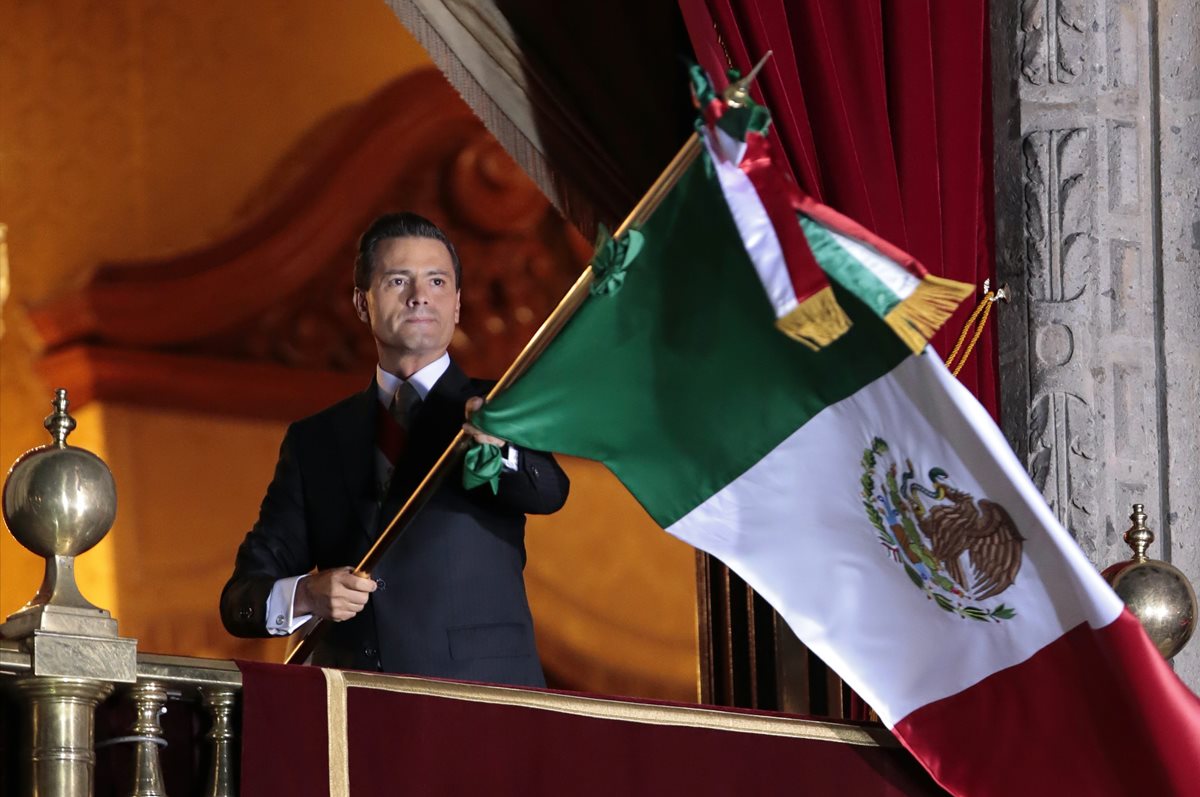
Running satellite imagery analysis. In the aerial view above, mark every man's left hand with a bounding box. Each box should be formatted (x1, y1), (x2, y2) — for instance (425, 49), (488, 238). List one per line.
(463, 396), (507, 447)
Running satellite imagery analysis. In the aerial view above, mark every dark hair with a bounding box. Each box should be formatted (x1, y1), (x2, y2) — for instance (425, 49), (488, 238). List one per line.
(353, 212), (461, 290)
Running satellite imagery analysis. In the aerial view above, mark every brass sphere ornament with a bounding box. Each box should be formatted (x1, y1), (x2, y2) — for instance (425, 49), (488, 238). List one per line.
(1101, 504), (1197, 660)
(1, 388), (119, 638)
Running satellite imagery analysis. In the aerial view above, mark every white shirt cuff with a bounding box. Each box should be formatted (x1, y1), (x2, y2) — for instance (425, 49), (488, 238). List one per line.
(502, 444), (520, 472)
(265, 574), (313, 635)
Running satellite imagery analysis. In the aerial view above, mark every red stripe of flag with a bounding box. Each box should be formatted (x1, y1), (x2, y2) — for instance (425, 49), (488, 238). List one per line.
(793, 191), (931, 280)
(893, 609), (1200, 797)
(739, 132), (832, 307)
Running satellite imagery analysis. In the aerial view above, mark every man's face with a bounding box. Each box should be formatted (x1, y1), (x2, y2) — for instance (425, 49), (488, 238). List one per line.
(353, 236), (460, 371)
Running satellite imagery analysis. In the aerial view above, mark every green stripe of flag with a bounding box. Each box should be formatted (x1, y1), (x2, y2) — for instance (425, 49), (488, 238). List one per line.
(476, 153), (911, 528)
(799, 216), (903, 319)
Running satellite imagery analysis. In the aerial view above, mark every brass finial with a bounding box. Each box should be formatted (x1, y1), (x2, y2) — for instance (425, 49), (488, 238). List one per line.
(43, 388), (76, 448)
(1124, 503), (1153, 562)
(1102, 502), (1197, 660)
(723, 50), (773, 108)
(2, 388), (121, 643)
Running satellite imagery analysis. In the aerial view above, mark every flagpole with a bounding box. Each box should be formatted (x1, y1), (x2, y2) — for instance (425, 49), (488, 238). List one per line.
(283, 134), (703, 665)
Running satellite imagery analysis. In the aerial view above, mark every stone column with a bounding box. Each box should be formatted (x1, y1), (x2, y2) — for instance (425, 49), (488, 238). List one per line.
(992, 0), (1200, 687)
(1156, 0), (1200, 690)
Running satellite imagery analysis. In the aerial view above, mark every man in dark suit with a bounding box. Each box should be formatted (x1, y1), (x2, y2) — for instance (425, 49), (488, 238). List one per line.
(220, 212), (569, 687)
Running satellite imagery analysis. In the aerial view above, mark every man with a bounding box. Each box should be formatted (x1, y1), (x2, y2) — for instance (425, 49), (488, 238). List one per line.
(221, 212), (569, 687)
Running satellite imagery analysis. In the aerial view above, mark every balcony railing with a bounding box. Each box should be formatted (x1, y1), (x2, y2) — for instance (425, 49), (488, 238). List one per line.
(1, 640), (241, 796)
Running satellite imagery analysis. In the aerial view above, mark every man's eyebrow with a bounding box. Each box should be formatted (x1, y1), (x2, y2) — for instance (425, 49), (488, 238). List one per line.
(379, 267), (451, 275)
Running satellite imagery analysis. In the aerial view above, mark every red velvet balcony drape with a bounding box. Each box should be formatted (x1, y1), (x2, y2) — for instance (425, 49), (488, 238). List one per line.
(679, 0), (998, 417)
(235, 660), (945, 797)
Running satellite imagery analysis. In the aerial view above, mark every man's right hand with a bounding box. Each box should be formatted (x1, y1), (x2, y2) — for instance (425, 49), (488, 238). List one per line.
(294, 567), (377, 621)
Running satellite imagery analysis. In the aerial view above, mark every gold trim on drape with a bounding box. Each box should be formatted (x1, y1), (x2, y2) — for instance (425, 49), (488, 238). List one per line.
(340, 672), (892, 747)
(323, 668), (350, 797)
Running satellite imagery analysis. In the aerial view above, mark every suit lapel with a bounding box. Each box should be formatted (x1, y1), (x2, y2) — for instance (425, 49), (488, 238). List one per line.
(334, 380), (382, 540)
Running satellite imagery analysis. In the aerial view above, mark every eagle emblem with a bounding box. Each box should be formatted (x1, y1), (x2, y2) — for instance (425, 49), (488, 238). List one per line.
(861, 437), (1023, 622)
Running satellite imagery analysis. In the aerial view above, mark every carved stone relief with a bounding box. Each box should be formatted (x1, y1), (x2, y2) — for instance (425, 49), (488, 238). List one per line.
(1022, 128), (1095, 303)
(1020, 0), (1090, 86)
(1106, 239), (1142, 333)
(1104, 0), (1140, 89)
(1020, 124), (1101, 546)
(1028, 391), (1098, 547)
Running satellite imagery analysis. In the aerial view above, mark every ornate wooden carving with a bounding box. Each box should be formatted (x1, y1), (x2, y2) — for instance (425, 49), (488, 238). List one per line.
(29, 68), (591, 420)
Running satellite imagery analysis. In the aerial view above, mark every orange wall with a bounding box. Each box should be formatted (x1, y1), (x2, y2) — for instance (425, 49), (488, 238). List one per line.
(0, 0), (430, 640)
(0, 1), (697, 700)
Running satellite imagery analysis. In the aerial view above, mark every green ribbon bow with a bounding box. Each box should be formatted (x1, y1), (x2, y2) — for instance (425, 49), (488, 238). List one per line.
(463, 440), (503, 494)
(590, 224), (644, 296)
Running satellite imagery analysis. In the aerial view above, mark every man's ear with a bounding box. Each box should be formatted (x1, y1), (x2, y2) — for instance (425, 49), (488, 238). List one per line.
(454, 290), (461, 324)
(353, 288), (370, 324)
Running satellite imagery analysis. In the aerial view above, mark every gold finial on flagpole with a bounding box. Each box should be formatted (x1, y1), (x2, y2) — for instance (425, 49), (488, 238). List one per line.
(724, 50), (773, 108)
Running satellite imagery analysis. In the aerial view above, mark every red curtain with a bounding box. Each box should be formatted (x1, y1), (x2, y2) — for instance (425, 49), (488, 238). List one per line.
(679, 0), (998, 417)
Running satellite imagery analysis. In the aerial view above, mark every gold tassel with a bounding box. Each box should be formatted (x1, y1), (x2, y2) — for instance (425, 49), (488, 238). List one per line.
(774, 285), (853, 351)
(882, 274), (975, 354)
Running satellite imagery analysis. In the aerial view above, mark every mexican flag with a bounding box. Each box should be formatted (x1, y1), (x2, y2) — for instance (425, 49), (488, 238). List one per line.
(468, 75), (1200, 796)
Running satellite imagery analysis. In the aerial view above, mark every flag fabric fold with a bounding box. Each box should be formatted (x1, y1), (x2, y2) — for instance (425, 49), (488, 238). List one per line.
(691, 66), (972, 353)
(468, 76), (1200, 796)
(689, 66), (850, 350)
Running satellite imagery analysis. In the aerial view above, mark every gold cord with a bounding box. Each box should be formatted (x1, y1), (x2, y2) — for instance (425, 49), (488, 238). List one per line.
(944, 290), (996, 377)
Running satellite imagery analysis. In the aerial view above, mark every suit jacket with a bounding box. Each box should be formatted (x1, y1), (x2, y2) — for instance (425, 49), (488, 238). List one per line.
(220, 361), (569, 687)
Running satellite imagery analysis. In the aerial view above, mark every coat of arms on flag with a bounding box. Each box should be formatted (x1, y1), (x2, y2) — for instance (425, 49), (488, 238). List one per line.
(862, 437), (1021, 623)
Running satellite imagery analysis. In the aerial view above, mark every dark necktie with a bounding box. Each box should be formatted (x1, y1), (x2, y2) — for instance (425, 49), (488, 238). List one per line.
(378, 381), (421, 467)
